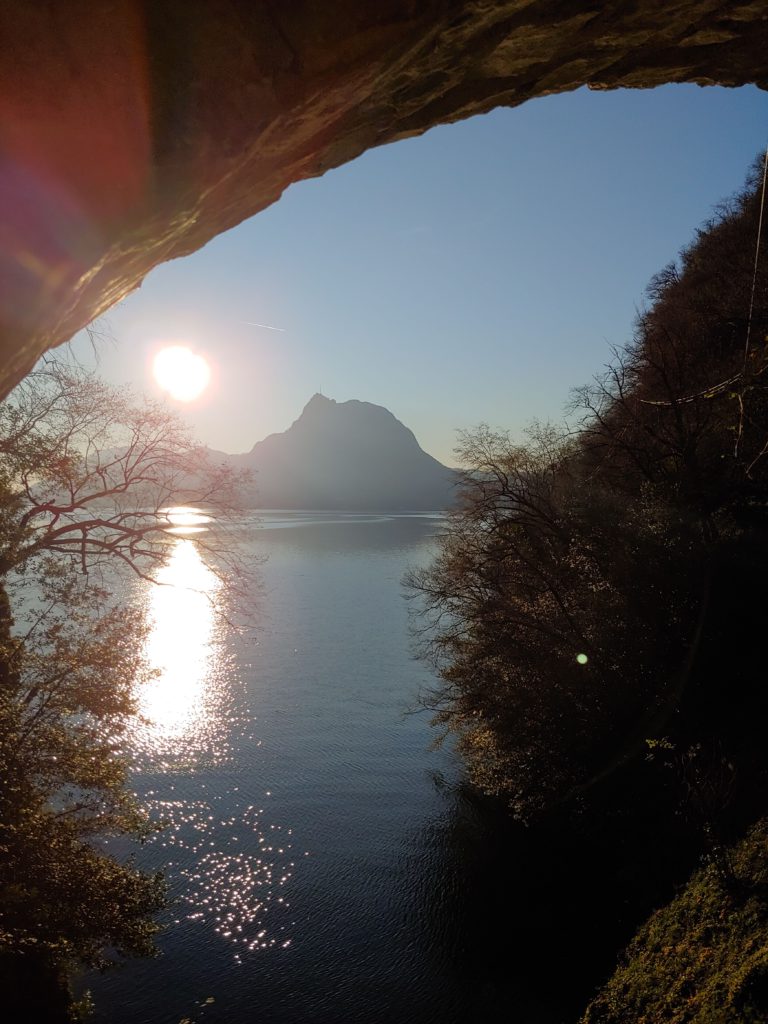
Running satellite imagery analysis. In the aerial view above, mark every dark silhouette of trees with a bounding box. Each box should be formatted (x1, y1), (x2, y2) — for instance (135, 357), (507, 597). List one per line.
(0, 357), (248, 1015)
(407, 158), (768, 822)
(407, 423), (700, 818)
(574, 158), (768, 517)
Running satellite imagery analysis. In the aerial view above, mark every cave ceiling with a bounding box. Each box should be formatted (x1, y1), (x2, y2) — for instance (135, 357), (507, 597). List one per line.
(1, 1), (766, 395)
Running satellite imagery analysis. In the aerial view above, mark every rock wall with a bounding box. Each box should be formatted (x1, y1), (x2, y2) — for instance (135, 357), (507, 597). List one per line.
(1, 1), (766, 395)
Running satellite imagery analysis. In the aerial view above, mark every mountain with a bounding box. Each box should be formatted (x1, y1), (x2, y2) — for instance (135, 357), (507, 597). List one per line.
(227, 394), (456, 510)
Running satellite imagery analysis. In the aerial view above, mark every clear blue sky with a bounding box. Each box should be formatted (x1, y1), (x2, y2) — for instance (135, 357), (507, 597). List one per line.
(71, 84), (767, 465)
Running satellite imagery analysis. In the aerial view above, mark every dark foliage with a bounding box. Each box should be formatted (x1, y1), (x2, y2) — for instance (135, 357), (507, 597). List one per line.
(407, 156), (768, 825)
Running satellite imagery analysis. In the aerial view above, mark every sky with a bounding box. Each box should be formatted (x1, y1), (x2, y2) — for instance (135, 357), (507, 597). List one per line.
(70, 83), (767, 465)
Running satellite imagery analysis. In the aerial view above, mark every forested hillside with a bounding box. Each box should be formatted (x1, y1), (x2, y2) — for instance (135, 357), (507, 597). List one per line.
(408, 157), (768, 1021)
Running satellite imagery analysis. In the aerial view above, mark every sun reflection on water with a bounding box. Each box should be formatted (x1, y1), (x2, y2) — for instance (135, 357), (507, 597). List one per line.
(128, 527), (232, 769)
(142, 792), (298, 957)
(124, 512), (300, 956)
(163, 505), (212, 535)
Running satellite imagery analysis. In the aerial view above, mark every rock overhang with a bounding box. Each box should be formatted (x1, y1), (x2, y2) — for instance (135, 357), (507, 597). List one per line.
(0, 1), (766, 396)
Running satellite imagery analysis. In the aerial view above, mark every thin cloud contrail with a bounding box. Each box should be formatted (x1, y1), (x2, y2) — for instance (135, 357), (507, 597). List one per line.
(240, 321), (287, 332)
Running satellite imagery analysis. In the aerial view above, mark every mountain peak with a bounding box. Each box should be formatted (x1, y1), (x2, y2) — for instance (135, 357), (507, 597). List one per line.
(236, 394), (456, 510)
(304, 392), (335, 409)
(299, 393), (398, 424)
(298, 393), (338, 422)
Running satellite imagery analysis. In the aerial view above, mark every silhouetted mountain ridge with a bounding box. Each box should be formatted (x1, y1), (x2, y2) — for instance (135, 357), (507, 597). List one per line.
(228, 394), (455, 510)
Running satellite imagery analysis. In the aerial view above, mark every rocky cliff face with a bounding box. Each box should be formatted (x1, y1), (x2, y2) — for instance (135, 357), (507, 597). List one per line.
(1, 2), (766, 395)
(230, 393), (455, 510)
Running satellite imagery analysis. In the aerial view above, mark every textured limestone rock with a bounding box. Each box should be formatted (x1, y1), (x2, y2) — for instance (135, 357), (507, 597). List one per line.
(0, 1), (766, 394)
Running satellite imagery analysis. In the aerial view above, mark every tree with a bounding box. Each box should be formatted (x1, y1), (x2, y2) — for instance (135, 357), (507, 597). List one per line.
(0, 356), (248, 1016)
(406, 423), (700, 819)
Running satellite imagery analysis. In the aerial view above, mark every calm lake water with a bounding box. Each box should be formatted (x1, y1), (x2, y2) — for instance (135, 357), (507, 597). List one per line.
(87, 512), (520, 1024)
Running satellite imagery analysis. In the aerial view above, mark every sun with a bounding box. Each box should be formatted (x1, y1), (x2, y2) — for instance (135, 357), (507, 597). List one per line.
(153, 346), (211, 402)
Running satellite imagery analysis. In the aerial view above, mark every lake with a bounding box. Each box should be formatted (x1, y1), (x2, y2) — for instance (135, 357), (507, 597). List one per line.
(87, 511), (519, 1024)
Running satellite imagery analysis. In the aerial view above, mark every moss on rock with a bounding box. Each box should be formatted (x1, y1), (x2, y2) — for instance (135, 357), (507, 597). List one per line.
(582, 821), (768, 1024)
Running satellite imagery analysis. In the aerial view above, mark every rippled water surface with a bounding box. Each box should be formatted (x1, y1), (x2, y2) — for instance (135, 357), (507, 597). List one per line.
(87, 512), (515, 1024)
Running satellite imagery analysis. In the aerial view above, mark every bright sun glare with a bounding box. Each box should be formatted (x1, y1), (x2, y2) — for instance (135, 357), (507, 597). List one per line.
(153, 345), (211, 402)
